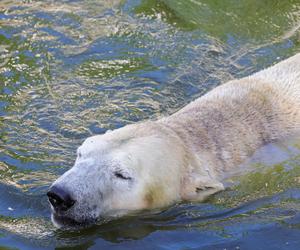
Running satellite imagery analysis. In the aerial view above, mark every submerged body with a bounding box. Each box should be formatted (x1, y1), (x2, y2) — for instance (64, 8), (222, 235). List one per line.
(161, 54), (300, 178)
(48, 53), (300, 227)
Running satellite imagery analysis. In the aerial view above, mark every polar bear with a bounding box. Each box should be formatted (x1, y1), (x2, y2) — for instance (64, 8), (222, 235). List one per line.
(47, 53), (300, 227)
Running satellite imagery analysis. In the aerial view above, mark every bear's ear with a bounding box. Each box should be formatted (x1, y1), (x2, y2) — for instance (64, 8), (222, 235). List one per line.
(180, 174), (224, 201)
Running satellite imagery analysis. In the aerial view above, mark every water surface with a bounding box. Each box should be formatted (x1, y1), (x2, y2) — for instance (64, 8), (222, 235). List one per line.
(1, 0), (300, 249)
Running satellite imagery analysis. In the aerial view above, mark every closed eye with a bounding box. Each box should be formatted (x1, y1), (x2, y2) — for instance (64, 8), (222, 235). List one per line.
(114, 171), (132, 180)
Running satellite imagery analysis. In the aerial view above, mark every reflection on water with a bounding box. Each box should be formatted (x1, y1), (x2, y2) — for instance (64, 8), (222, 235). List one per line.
(0, 0), (300, 249)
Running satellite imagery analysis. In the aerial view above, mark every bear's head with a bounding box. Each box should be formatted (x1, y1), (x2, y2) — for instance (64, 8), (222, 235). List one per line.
(47, 121), (224, 227)
(47, 122), (186, 227)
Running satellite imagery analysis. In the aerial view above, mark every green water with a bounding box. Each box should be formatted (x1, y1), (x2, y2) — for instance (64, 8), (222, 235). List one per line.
(0, 0), (300, 249)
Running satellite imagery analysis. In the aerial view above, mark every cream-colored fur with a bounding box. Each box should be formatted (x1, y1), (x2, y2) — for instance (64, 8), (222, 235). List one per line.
(159, 53), (300, 200)
(49, 53), (300, 226)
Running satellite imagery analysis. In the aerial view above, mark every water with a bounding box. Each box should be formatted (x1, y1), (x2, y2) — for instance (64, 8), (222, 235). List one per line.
(0, 0), (300, 249)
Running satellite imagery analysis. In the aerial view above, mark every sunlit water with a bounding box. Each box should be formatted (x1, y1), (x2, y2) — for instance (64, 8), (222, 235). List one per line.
(0, 0), (300, 249)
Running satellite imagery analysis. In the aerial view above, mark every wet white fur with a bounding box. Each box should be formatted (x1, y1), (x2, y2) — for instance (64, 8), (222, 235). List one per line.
(50, 53), (300, 226)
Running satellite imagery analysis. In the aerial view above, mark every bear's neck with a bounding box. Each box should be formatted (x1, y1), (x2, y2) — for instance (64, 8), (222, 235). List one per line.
(158, 78), (300, 178)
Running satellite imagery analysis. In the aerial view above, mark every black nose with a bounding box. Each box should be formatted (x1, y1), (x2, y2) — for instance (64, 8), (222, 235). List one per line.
(47, 185), (75, 211)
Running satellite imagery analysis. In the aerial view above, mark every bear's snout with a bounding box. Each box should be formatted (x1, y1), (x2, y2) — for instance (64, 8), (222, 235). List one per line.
(47, 185), (76, 212)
